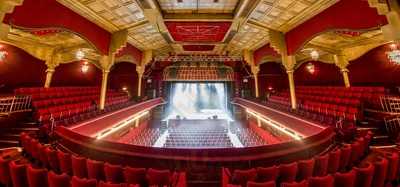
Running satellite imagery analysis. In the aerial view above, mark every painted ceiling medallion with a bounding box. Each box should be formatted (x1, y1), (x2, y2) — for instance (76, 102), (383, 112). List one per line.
(165, 22), (231, 42)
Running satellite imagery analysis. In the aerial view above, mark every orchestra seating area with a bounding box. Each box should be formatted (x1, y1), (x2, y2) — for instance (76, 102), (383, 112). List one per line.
(129, 128), (163, 147)
(15, 87), (129, 124)
(164, 121), (233, 148)
(221, 131), (400, 187)
(268, 86), (385, 128)
(234, 128), (267, 147)
(6, 132), (186, 187)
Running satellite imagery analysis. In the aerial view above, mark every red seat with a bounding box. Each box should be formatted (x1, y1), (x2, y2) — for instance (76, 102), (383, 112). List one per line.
(104, 162), (124, 183)
(354, 162), (375, 187)
(38, 144), (49, 167)
(328, 148), (341, 174)
(246, 181), (276, 187)
(372, 157), (388, 187)
(308, 175), (334, 187)
(350, 141), (361, 165)
(334, 169), (356, 187)
(0, 157), (11, 186)
(98, 181), (128, 187)
(123, 167), (146, 186)
(280, 180), (308, 187)
(27, 164), (48, 187)
(71, 176), (97, 187)
(312, 154), (328, 177)
(384, 152), (399, 181)
(48, 171), (70, 187)
(72, 155), (87, 178)
(256, 166), (279, 182)
(45, 147), (60, 172)
(339, 144), (351, 171)
(57, 151), (72, 174)
(278, 162), (298, 183)
(9, 161), (29, 187)
(231, 168), (257, 187)
(295, 159), (314, 182)
(146, 168), (172, 187)
(87, 159), (104, 180)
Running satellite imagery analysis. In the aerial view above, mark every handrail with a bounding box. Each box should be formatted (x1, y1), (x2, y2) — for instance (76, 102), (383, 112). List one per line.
(0, 95), (31, 115)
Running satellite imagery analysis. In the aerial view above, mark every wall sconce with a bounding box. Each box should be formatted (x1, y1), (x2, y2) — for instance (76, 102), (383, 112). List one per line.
(147, 79), (152, 83)
(306, 62), (315, 74)
(0, 45), (8, 62)
(81, 61), (89, 73)
(122, 86), (128, 91)
(387, 42), (400, 65)
(243, 78), (248, 83)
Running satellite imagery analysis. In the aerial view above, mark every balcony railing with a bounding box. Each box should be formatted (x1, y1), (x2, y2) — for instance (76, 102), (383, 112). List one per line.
(0, 95), (32, 116)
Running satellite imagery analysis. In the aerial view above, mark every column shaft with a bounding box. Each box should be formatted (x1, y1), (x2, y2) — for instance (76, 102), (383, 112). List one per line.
(137, 73), (143, 97)
(287, 70), (297, 109)
(99, 70), (109, 110)
(44, 69), (55, 88)
(341, 69), (351, 88)
(254, 74), (259, 98)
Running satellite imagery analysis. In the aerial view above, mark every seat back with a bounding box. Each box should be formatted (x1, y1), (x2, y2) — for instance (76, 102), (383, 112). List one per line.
(47, 171), (70, 187)
(72, 155), (87, 178)
(87, 159), (104, 180)
(9, 161), (29, 187)
(27, 164), (48, 187)
(104, 162), (124, 183)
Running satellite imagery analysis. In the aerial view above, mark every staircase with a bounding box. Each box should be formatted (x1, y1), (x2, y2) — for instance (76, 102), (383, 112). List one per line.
(0, 112), (39, 149)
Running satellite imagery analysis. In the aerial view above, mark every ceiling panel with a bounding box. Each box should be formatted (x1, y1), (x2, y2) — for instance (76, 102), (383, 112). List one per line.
(158, 0), (240, 14)
(165, 22), (231, 42)
(226, 23), (269, 54)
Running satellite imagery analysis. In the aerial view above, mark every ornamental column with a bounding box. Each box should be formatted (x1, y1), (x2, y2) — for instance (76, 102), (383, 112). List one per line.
(136, 65), (145, 97)
(334, 53), (351, 88)
(99, 55), (114, 110)
(44, 68), (55, 88)
(251, 65), (260, 98)
(282, 55), (297, 110)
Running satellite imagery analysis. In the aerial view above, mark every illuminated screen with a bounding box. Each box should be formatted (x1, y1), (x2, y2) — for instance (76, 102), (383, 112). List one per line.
(165, 82), (232, 120)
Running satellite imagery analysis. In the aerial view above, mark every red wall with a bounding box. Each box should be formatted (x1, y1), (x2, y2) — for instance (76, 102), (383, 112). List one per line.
(348, 44), (400, 87)
(0, 43), (46, 93)
(52, 61), (101, 87)
(294, 44), (400, 89)
(108, 62), (140, 97)
(294, 61), (342, 86)
(257, 62), (288, 97)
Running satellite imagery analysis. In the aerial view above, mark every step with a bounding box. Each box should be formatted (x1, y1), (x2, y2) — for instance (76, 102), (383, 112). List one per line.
(0, 127), (39, 134)
(0, 133), (20, 141)
(0, 140), (19, 149)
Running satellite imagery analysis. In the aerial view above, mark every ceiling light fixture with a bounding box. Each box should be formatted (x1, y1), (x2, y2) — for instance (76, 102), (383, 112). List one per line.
(75, 50), (85, 60)
(310, 50), (319, 60)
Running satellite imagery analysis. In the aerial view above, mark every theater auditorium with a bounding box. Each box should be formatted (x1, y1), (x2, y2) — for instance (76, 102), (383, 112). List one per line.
(0, 0), (400, 187)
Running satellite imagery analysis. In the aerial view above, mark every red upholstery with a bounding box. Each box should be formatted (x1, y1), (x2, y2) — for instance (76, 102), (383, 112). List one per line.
(57, 151), (72, 174)
(0, 157), (11, 185)
(339, 145), (351, 171)
(256, 166), (279, 182)
(48, 171), (71, 187)
(71, 176), (97, 187)
(104, 162), (124, 183)
(384, 152), (399, 181)
(372, 157), (389, 187)
(9, 161), (28, 187)
(27, 164), (48, 187)
(313, 154), (329, 176)
(30, 139), (41, 160)
(278, 162), (298, 183)
(123, 167), (146, 186)
(45, 147), (60, 172)
(72, 155), (87, 178)
(350, 141), (361, 164)
(146, 168), (172, 186)
(231, 168), (257, 186)
(354, 162), (375, 187)
(308, 175), (334, 187)
(328, 148), (341, 174)
(38, 144), (50, 167)
(98, 181), (128, 187)
(246, 181), (276, 187)
(297, 158), (315, 181)
(280, 180), (308, 187)
(87, 159), (104, 180)
(333, 169), (356, 187)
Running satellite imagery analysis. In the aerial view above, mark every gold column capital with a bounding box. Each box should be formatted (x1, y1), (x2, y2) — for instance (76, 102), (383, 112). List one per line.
(333, 53), (350, 70)
(141, 50), (153, 66)
(282, 55), (296, 71)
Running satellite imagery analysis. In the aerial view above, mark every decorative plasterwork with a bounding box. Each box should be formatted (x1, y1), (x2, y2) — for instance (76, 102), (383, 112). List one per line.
(249, 0), (338, 32)
(158, 0), (240, 14)
(226, 23), (269, 54)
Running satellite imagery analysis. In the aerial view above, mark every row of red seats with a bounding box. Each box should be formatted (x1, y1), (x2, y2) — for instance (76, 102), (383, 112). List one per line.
(296, 86), (385, 94)
(30, 90), (101, 100)
(222, 132), (400, 187)
(33, 94), (99, 109)
(300, 101), (360, 123)
(277, 94), (362, 108)
(16, 133), (186, 187)
(15, 87), (100, 95)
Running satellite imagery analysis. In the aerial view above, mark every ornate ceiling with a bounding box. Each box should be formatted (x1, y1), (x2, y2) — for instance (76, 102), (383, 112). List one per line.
(54, 0), (343, 56)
